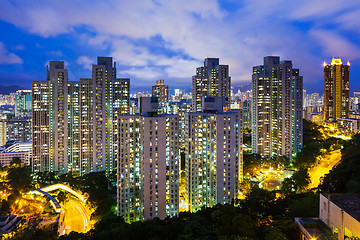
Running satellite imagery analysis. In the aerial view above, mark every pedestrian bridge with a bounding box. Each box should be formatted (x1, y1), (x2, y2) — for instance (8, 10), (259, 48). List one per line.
(28, 184), (86, 213)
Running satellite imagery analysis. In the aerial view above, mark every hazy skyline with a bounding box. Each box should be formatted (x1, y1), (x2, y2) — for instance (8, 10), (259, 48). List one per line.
(0, 0), (359, 93)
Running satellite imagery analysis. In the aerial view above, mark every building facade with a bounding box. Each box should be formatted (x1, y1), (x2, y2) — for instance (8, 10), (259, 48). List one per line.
(252, 56), (303, 159)
(0, 118), (7, 146)
(14, 90), (32, 117)
(117, 97), (179, 223)
(185, 97), (242, 213)
(32, 80), (50, 172)
(324, 57), (350, 122)
(152, 80), (169, 103)
(192, 58), (231, 112)
(337, 118), (360, 133)
(32, 57), (130, 174)
(6, 116), (32, 142)
(296, 194), (360, 240)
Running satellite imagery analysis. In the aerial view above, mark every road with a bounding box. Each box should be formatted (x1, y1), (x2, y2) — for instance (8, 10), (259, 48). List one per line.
(307, 149), (342, 189)
(62, 197), (91, 234)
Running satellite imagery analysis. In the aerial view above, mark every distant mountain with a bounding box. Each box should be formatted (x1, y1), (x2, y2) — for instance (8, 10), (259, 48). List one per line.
(0, 85), (26, 95)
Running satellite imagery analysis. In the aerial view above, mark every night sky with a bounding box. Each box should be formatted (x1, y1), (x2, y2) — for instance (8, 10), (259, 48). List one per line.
(0, 0), (359, 94)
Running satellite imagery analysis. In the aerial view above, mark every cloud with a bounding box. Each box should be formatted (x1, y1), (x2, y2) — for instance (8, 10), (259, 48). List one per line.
(0, 0), (359, 87)
(119, 66), (163, 82)
(46, 50), (64, 57)
(15, 45), (24, 51)
(0, 42), (23, 65)
(77, 56), (93, 70)
(310, 29), (360, 60)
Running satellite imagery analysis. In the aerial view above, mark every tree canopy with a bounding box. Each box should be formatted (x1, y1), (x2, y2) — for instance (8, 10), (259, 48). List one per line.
(320, 133), (360, 193)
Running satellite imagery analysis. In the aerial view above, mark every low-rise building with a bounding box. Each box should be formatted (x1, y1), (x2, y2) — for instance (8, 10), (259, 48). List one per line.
(337, 118), (360, 134)
(0, 142), (31, 167)
(296, 193), (360, 240)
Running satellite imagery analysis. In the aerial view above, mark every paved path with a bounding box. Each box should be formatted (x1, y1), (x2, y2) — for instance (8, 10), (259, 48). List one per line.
(308, 149), (341, 189)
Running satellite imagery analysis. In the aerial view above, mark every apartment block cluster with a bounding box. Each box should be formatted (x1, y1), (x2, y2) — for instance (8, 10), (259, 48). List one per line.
(29, 57), (245, 223)
(0, 55), (304, 222)
(32, 58), (129, 174)
(0, 90), (32, 167)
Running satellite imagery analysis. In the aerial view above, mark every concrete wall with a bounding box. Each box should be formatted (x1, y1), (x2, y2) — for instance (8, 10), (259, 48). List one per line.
(320, 194), (360, 240)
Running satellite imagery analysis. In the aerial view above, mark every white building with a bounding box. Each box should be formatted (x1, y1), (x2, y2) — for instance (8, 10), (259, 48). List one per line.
(319, 194), (360, 239)
(296, 194), (360, 240)
(0, 142), (31, 167)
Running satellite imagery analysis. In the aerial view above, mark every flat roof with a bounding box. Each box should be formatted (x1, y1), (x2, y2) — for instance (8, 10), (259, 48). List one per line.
(323, 194), (360, 222)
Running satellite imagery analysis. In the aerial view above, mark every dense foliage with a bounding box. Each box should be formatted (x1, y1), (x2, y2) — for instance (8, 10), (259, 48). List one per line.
(281, 168), (310, 195)
(51, 187), (319, 240)
(295, 120), (342, 168)
(320, 133), (360, 193)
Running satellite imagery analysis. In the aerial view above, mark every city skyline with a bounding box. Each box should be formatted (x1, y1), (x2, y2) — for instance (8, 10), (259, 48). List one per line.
(1, 1), (360, 239)
(0, 1), (359, 93)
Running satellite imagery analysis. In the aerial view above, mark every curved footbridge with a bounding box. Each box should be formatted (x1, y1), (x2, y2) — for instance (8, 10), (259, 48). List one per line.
(28, 184), (86, 213)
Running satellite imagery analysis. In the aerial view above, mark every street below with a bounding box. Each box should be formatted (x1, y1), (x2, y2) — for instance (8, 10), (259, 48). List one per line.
(62, 197), (91, 234)
(307, 149), (342, 189)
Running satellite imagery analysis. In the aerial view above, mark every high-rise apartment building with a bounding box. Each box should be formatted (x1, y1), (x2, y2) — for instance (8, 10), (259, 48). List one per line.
(324, 57), (350, 122)
(79, 78), (93, 174)
(192, 58), (231, 112)
(242, 100), (252, 130)
(32, 61), (68, 172)
(48, 61), (68, 173)
(32, 57), (130, 174)
(67, 82), (80, 173)
(0, 117), (7, 146)
(6, 116), (32, 142)
(152, 80), (169, 103)
(32, 80), (50, 172)
(185, 97), (242, 213)
(117, 97), (179, 223)
(252, 56), (303, 159)
(15, 90), (32, 117)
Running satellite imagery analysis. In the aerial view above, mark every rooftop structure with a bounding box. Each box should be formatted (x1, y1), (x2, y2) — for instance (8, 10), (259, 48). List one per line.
(296, 193), (360, 240)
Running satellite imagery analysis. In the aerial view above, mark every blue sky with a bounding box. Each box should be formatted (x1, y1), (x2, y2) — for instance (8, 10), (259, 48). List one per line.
(0, 0), (359, 94)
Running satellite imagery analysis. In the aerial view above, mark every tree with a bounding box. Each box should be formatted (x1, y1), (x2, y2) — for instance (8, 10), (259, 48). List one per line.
(106, 170), (117, 182)
(265, 227), (288, 240)
(57, 191), (68, 205)
(287, 193), (319, 218)
(281, 168), (310, 195)
(0, 199), (12, 215)
(243, 153), (263, 178)
(292, 168), (310, 192)
(7, 166), (33, 193)
(12, 228), (57, 240)
(10, 157), (22, 167)
(79, 172), (109, 205)
(281, 178), (296, 196)
(320, 134), (360, 193)
(239, 186), (277, 222)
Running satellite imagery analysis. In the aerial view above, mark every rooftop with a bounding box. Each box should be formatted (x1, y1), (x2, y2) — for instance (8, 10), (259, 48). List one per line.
(295, 218), (336, 240)
(323, 194), (360, 222)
